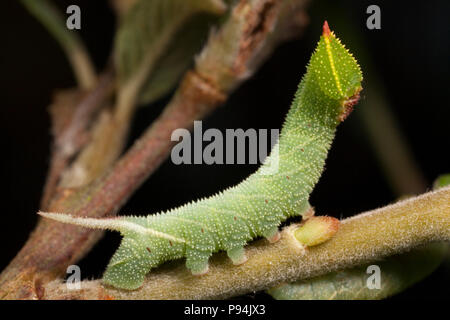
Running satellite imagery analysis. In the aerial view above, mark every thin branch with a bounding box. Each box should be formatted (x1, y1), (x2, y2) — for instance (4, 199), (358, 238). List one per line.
(0, 0), (310, 299)
(110, 0), (137, 18)
(358, 81), (428, 195)
(41, 69), (115, 208)
(54, 69), (115, 158)
(20, 0), (96, 89)
(267, 243), (448, 300)
(355, 49), (427, 196)
(53, 1), (228, 192)
(43, 186), (450, 299)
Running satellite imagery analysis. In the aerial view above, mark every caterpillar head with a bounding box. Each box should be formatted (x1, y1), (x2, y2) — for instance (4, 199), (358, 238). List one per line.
(310, 21), (363, 121)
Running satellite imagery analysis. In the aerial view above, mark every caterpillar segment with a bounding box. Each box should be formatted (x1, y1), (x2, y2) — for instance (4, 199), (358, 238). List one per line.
(39, 22), (363, 290)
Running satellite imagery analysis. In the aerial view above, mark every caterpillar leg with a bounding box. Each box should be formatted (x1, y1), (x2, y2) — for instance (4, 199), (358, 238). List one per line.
(263, 227), (281, 243)
(227, 246), (247, 265)
(102, 238), (151, 290)
(186, 255), (210, 275)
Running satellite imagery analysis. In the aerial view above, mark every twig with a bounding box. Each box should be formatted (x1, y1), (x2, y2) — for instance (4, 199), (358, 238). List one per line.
(41, 69), (115, 208)
(358, 81), (428, 195)
(110, 0), (137, 18)
(267, 243), (448, 300)
(53, 0), (228, 191)
(43, 186), (450, 299)
(20, 0), (96, 89)
(54, 69), (115, 158)
(0, 0), (309, 299)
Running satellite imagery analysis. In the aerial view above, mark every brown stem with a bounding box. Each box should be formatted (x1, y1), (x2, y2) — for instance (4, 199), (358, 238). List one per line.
(54, 68), (115, 157)
(0, 0), (309, 300)
(41, 69), (116, 209)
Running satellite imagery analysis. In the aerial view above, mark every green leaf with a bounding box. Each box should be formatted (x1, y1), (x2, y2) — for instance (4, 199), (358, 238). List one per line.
(433, 174), (450, 190)
(138, 15), (217, 105)
(114, 0), (226, 94)
(21, 0), (80, 52)
(20, 0), (96, 88)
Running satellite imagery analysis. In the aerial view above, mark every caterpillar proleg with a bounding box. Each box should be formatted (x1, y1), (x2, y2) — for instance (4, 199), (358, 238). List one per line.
(40, 22), (363, 290)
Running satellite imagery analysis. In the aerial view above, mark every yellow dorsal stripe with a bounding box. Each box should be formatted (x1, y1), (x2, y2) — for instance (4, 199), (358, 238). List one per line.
(323, 33), (344, 97)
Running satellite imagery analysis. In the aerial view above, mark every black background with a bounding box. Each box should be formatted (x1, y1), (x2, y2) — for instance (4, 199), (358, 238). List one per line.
(0, 0), (449, 299)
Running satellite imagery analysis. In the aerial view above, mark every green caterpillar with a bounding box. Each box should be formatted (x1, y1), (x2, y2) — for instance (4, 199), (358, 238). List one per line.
(40, 22), (363, 290)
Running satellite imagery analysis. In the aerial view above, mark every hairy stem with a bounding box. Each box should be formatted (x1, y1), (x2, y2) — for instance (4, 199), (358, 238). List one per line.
(267, 243), (448, 300)
(41, 186), (450, 299)
(42, 69), (116, 208)
(267, 177), (450, 300)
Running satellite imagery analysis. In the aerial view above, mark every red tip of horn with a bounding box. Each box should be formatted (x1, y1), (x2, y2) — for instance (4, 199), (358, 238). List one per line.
(323, 20), (331, 37)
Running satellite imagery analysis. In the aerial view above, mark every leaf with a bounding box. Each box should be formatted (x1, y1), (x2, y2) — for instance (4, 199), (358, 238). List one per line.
(20, 0), (96, 88)
(434, 174), (450, 190)
(267, 243), (448, 300)
(109, 0), (138, 17)
(138, 15), (217, 105)
(114, 0), (227, 92)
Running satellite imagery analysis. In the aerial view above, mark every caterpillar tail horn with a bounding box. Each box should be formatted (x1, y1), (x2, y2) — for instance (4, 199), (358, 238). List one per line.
(38, 211), (130, 234)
